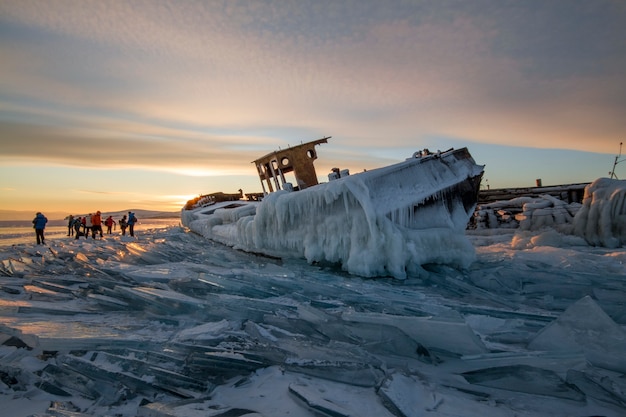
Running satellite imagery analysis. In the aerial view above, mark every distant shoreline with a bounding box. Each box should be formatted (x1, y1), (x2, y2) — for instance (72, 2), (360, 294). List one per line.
(0, 209), (180, 222)
(0, 214), (179, 228)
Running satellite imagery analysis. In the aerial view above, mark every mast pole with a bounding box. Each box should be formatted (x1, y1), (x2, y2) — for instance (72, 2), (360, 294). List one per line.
(609, 142), (623, 179)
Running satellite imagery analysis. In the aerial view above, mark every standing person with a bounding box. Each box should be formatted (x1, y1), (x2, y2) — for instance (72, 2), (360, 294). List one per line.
(119, 215), (128, 236)
(67, 214), (74, 237)
(32, 212), (48, 245)
(73, 216), (83, 239)
(84, 214), (93, 238)
(104, 215), (116, 234)
(91, 211), (103, 239)
(127, 211), (137, 237)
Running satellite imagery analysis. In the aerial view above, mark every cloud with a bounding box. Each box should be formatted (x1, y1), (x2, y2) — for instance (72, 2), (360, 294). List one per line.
(1, 0), (624, 171)
(0, 118), (271, 175)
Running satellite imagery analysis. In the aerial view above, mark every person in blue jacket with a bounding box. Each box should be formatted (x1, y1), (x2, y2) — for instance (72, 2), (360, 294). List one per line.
(32, 212), (48, 245)
(127, 211), (138, 237)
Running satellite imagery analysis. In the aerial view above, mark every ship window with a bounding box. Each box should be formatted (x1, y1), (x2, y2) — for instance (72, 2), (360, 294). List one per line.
(306, 149), (316, 159)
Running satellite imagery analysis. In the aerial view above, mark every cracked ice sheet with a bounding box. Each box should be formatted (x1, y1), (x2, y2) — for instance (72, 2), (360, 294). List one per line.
(2, 222), (626, 416)
(1, 313), (176, 351)
(529, 296), (626, 374)
(141, 366), (396, 417)
(466, 230), (626, 318)
(103, 262), (206, 282)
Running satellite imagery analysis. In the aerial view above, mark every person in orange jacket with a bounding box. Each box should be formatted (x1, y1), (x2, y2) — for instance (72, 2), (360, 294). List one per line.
(91, 211), (103, 239)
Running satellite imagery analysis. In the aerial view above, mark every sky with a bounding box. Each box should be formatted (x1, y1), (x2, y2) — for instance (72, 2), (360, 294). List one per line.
(1, 0), (625, 219)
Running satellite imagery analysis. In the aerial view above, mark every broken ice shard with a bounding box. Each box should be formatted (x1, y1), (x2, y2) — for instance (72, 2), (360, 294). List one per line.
(529, 295), (626, 374)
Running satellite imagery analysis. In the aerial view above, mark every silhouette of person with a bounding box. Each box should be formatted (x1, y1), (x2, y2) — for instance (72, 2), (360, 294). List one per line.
(67, 214), (74, 237)
(119, 215), (128, 236)
(73, 216), (83, 239)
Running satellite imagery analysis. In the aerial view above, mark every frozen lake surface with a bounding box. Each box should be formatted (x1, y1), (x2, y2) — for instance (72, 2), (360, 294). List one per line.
(0, 221), (625, 416)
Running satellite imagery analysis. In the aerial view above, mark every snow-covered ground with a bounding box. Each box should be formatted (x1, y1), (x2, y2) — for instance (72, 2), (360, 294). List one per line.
(1, 187), (625, 416)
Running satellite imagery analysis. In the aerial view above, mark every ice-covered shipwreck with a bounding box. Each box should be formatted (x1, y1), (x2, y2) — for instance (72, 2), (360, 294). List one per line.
(182, 137), (484, 278)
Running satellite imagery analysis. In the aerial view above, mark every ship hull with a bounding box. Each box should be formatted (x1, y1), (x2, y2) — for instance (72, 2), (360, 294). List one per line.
(182, 147), (484, 279)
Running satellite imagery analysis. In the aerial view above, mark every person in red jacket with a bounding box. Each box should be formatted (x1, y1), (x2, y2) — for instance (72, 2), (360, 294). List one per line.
(91, 211), (103, 239)
(104, 215), (116, 234)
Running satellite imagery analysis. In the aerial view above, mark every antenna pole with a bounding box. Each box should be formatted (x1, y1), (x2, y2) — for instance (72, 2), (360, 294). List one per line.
(609, 142), (624, 179)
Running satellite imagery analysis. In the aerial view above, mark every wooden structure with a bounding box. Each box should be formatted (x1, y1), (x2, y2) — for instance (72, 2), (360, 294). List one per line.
(478, 182), (590, 205)
(183, 189), (243, 210)
(253, 137), (329, 194)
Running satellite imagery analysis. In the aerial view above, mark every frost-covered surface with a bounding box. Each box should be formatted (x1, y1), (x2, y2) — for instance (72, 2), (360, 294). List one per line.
(184, 150), (483, 279)
(1, 219), (625, 417)
(474, 194), (581, 231)
(572, 178), (626, 248)
(475, 179), (626, 250)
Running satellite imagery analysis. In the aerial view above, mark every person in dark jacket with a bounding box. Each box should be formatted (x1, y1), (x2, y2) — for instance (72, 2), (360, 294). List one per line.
(67, 214), (74, 237)
(119, 215), (128, 236)
(72, 216), (83, 239)
(32, 212), (48, 245)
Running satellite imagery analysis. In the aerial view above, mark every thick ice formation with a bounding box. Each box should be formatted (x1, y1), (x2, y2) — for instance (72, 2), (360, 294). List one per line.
(474, 195), (580, 231)
(238, 183), (477, 279)
(572, 178), (626, 248)
(475, 179), (626, 250)
(184, 151), (483, 279)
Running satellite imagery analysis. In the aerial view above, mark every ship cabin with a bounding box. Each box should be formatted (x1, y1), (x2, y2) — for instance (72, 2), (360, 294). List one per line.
(253, 137), (330, 195)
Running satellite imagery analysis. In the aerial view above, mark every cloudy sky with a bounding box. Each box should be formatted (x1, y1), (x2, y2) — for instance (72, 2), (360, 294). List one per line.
(1, 0), (625, 217)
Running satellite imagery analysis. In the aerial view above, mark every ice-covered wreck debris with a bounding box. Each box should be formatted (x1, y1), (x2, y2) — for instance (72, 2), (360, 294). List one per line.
(473, 178), (626, 250)
(473, 194), (580, 231)
(572, 178), (626, 248)
(182, 138), (484, 279)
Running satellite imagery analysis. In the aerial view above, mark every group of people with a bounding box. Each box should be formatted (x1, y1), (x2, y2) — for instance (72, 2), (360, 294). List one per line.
(31, 211), (139, 245)
(67, 212), (138, 239)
